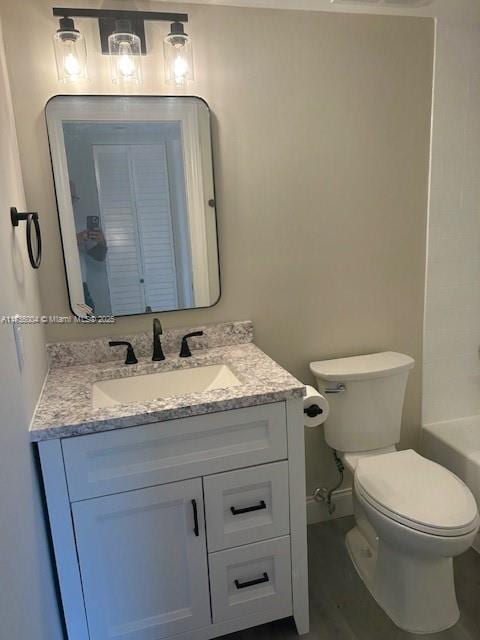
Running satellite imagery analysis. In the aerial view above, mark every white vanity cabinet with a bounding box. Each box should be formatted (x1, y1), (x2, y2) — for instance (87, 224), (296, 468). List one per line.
(72, 479), (211, 640)
(38, 400), (309, 640)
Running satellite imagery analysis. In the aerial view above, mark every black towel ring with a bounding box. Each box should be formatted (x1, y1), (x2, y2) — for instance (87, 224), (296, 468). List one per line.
(11, 207), (42, 269)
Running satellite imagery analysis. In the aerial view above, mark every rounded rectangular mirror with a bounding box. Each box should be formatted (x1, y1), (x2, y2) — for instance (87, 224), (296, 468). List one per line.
(46, 95), (220, 318)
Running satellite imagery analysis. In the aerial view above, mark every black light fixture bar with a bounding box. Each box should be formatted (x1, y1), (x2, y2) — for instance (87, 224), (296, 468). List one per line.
(53, 7), (188, 54)
(52, 8), (188, 23)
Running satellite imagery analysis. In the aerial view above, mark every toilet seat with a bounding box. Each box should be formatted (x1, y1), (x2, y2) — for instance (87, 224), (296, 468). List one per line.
(355, 449), (479, 537)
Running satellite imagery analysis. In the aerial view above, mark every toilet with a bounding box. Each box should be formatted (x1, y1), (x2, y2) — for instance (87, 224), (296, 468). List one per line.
(310, 352), (480, 634)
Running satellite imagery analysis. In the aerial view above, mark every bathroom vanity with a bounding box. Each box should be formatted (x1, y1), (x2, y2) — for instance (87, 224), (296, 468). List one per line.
(37, 96), (309, 640)
(32, 322), (309, 640)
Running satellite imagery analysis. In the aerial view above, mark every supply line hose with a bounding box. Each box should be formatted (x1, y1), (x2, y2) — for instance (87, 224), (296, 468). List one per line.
(313, 450), (345, 515)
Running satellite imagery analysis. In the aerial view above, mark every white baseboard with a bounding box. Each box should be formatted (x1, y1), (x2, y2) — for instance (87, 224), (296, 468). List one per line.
(306, 487), (353, 525)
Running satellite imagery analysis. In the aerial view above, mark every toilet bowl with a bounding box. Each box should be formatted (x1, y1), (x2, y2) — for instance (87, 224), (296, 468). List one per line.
(346, 449), (479, 634)
(310, 352), (480, 634)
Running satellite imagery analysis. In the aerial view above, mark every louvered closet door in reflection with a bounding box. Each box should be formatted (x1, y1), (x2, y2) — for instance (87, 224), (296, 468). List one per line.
(93, 145), (145, 315)
(130, 144), (179, 311)
(94, 144), (181, 314)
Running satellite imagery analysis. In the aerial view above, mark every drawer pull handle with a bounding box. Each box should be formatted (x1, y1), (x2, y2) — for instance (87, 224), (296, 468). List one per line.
(234, 572), (269, 590)
(191, 499), (199, 537)
(230, 500), (266, 516)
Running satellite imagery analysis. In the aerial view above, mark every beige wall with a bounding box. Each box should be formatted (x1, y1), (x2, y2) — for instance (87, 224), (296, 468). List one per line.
(0, 1), (434, 493)
(0, 19), (63, 640)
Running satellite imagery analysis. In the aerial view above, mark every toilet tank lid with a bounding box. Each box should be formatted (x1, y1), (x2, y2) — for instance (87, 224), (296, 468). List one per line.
(309, 352), (415, 382)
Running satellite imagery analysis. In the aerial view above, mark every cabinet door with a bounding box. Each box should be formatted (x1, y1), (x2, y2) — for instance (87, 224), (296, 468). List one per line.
(72, 479), (211, 640)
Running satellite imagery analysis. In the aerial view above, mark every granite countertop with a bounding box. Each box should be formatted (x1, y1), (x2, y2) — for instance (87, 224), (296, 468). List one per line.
(30, 342), (306, 442)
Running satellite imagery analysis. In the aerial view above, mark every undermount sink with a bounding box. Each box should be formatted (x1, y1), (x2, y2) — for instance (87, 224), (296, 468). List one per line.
(91, 364), (242, 409)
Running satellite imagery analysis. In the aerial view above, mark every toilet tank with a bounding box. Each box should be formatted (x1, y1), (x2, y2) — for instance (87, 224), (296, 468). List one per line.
(310, 352), (415, 453)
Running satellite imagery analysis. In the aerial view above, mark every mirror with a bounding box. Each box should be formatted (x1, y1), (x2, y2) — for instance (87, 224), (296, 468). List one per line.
(46, 95), (220, 318)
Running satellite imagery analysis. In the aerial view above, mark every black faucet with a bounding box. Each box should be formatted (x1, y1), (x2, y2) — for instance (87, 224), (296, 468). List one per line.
(179, 331), (204, 358)
(109, 341), (138, 365)
(152, 318), (165, 361)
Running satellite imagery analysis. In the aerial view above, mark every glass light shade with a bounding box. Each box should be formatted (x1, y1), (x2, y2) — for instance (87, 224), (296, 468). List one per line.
(53, 29), (88, 83)
(163, 28), (194, 87)
(108, 32), (142, 84)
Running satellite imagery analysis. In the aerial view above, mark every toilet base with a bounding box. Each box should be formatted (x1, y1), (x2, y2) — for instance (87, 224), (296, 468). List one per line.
(346, 526), (460, 634)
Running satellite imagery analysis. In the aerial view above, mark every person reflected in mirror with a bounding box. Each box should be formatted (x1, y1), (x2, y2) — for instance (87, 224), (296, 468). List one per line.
(77, 228), (107, 261)
(77, 227), (108, 312)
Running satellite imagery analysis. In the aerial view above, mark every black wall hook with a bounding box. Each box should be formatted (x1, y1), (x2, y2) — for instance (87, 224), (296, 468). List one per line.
(11, 207), (42, 269)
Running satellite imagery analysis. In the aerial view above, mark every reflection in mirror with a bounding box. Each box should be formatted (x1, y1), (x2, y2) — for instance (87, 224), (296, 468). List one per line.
(46, 96), (220, 318)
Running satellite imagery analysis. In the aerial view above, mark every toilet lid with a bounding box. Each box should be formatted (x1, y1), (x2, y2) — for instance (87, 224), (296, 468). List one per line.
(355, 450), (479, 536)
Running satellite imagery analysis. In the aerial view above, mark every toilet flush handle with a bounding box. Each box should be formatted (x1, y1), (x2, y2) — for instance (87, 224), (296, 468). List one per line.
(324, 383), (346, 394)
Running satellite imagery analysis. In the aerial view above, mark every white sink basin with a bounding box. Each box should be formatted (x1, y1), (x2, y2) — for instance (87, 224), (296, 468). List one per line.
(92, 364), (242, 409)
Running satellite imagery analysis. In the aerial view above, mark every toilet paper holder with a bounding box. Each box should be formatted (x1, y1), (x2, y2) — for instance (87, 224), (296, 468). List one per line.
(304, 404), (324, 418)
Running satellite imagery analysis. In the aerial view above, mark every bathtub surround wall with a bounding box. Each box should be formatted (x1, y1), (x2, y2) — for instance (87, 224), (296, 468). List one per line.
(0, 1), (434, 496)
(0, 20), (63, 640)
(423, 22), (480, 425)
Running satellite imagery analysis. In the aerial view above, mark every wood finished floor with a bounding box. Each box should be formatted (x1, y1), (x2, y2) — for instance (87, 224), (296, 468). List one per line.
(223, 516), (480, 640)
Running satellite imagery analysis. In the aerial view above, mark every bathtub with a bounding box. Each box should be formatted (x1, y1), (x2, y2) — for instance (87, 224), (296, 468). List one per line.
(422, 416), (480, 553)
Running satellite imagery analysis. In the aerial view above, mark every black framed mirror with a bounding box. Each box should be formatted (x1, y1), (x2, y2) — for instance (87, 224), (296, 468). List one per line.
(46, 95), (220, 318)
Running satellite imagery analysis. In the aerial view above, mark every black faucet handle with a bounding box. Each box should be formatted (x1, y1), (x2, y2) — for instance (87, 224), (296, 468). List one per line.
(179, 331), (204, 358)
(109, 341), (138, 365)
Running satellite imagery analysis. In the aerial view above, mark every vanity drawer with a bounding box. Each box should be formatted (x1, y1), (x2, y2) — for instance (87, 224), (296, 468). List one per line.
(204, 461), (290, 551)
(208, 536), (292, 623)
(62, 403), (287, 501)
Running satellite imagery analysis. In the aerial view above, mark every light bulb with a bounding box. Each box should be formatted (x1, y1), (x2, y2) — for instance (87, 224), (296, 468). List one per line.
(117, 43), (136, 79)
(173, 52), (188, 85)
(53, 17), (88, 83)
(64, 51), (81, 79)
(164, 23), (194, 87)
(108, 26), (142, 84)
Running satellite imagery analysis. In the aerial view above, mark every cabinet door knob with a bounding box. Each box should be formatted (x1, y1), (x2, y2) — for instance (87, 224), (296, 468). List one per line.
(191, 499), (199, 536)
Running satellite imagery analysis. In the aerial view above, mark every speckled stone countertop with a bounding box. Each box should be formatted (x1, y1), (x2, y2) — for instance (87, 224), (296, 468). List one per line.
(30, 329), (305, 442)
(47, 320), (255, 369)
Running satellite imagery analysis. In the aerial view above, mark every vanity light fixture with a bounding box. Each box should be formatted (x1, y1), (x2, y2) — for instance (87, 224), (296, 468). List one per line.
(53, 16), (88, 82)
(52, 8), (193, 85)
(164, 22), (194, 87)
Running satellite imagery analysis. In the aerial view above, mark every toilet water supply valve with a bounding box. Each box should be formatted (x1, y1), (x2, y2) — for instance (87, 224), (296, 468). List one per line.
(314, 450), (345, 515)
